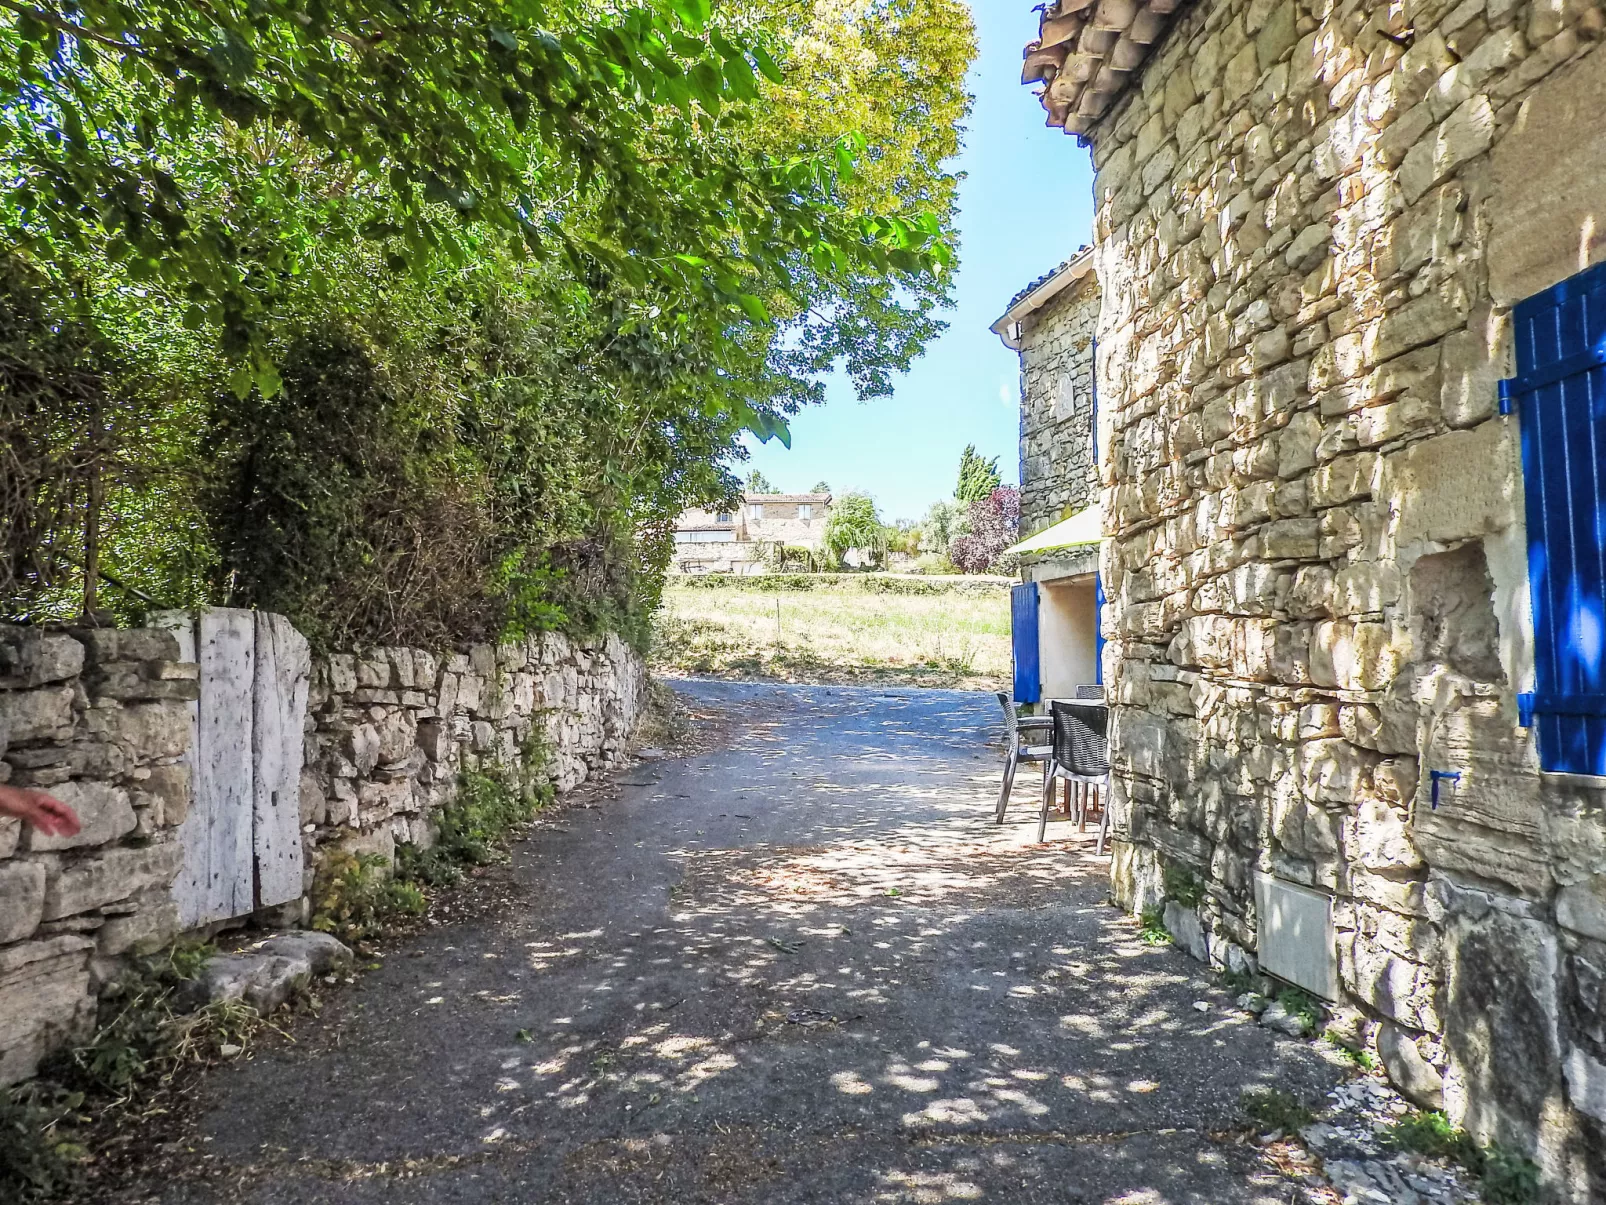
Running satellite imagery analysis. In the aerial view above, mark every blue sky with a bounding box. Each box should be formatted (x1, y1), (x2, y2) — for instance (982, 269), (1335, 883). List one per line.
(739, 0), (1095, 522)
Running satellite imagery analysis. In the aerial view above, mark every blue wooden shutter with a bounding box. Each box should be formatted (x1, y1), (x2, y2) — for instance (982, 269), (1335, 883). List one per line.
(1510, 259), (1606, 775)
(1011, 582), (1041, 704)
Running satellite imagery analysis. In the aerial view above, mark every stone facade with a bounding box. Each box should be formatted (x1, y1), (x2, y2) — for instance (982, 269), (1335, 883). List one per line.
(671, 492), (833, 574)
(0, 625), (195, 1084)
(1015, 271), (1103, 535)
(1038, 0), (1606, 1196)
(298, 631), (644, 875)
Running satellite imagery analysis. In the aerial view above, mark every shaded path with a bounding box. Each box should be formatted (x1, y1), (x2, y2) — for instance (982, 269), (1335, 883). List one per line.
(132, 681), (1340, 1204)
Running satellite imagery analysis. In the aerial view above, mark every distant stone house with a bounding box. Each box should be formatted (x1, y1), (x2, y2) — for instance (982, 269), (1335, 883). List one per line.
(993, 249), (1105, 697)
(670, 492), (832, 575)
(1020, 0), (1606, 1194)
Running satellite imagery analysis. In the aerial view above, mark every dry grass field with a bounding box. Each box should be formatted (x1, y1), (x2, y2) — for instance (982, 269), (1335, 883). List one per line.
(651, 577), (1012, 690)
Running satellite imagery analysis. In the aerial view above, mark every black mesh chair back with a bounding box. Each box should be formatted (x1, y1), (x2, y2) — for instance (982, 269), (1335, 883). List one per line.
(1051, 700), (1109, 778)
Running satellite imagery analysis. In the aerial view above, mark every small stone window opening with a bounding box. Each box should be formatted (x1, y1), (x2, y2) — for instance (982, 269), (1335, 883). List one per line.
(798, 504), (812, 520)
(716, 511), (732, 524)
(749, 504), (764, 521)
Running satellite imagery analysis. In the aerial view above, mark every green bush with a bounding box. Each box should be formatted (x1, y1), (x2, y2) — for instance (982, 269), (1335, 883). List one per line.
(398, 760), (552, 886)
(310, 852), (427, 945)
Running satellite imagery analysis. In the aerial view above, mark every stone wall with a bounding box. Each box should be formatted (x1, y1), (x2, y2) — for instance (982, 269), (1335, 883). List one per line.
(0, 621), (644, 1086)
(1080, 0), (1606, 1196)
(297, 630), (645, 875)
(0, 626), (195, 1084)
(1018, 273), (1101, 535)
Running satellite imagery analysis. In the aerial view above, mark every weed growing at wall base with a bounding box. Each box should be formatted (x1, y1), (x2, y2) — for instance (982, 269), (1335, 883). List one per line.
(1382, 1111), (1540, 1205)
(1, 941), (279, 1201)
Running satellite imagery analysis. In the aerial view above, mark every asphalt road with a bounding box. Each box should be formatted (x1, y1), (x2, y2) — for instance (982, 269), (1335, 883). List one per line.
(131, 680), (1339, 1204)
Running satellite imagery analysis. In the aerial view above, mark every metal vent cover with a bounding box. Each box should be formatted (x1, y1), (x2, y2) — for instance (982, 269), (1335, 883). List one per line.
(1254, 872), (1339, 1001)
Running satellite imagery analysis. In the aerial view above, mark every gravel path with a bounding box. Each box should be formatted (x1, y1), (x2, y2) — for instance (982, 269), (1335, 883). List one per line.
(126, 680), (1346, 1204)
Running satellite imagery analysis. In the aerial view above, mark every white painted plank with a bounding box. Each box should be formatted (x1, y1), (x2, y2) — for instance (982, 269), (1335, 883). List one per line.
(252, 612), (309, 909)
(152, 611), (207, 930)
(194, 609), (255, 924)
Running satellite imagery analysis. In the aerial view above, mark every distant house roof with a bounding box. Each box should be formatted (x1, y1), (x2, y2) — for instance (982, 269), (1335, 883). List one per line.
(744, 493), (832, 504)
(990, 246), (1097, 351)
(1022, 0), (1192, 140)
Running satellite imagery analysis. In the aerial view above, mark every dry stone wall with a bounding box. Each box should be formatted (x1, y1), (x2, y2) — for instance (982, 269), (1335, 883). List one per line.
(1081, 0), (1606, 1196)
(1019, 276), (1102, 535)
(0, 621), (644, 1086)
(297, 631), (644, 875)
(0, 625), (195, 1084)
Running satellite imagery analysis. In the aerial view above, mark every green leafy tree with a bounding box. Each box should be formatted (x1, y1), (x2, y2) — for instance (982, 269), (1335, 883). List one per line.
(0, 0), (977, 640)
(745, 470), (777, 494)
(823, 491), (886, 567)
(811, 480), (832, 494)
(918, 498), (964, 556)
(955, 444), (1001, 504)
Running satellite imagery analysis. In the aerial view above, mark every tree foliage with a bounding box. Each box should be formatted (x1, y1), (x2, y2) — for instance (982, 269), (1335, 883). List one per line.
(955, 443), (1001, 504)
(744, 470), (776, 494)
(0, 0), (977, 645)
(950, 487), (1019, 574)
(822, 491), (885, 566)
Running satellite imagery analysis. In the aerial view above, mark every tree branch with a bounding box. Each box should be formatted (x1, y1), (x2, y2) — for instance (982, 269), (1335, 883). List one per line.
(0, 0), (153, 57)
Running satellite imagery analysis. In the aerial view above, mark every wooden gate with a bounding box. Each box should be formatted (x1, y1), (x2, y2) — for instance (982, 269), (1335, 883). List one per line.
(157, 609), (310, 928)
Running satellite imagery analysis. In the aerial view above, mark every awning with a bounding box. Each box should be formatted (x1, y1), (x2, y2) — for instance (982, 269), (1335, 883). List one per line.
(1006, 504), (1102, 556)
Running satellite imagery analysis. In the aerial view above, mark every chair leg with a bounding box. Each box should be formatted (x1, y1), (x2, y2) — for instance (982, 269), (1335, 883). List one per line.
(1095, 779), (1111, 856)
(996, 752), (1018, 824)
(1038, 765), (1055, 843)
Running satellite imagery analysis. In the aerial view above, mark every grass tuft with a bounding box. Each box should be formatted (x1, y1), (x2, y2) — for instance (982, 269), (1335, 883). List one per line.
(1382, 1110), (1540, 1203)
(1322, 1028), (1379, 1072)
(1273, 985), (1324, 1037)
(1241, 1087), (1314, 1133)
(1137, 907), (1171, 945)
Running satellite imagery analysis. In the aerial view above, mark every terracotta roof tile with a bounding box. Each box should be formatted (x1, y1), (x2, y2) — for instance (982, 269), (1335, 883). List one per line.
(1023, 0), (1191, 138)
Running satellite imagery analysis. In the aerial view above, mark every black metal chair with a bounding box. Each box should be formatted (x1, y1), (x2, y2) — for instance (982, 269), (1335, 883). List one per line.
(996, 692), (1052, 824)
(1042, 699), (1110, 851)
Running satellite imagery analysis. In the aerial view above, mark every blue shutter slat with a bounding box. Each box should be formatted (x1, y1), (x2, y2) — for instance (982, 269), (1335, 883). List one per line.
(1516, 260), (1606, 775)
(1094, 572), (1106, 687)
(1011, 582), (1041, 705)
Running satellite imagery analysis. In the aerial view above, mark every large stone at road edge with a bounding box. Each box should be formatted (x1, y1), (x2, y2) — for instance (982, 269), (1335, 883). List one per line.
(1441, 903), (1560, 1148)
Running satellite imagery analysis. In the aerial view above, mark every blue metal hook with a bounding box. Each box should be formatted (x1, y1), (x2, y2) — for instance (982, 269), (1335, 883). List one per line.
(1429, 770), (1462, 810)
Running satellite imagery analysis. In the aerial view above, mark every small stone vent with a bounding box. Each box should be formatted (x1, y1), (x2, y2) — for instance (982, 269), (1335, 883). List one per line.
(1254, 872), (1339, 1000)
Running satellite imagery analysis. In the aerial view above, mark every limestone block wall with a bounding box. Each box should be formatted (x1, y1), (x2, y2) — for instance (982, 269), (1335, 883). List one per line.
(1018, 275), (1101, 534)
(298, 631), (645, 872)
(0, 626), (195, 1084)
(1081, 0), (1606, 1194)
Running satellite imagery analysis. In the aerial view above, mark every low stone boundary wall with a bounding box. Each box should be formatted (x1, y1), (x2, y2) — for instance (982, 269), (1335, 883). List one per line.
(0, 625), (195, 1084)
(0, 621), (645, 1085)
(297, 629), (644, 898)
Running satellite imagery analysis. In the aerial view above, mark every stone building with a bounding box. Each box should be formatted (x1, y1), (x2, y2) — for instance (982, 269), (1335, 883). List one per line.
(995, 251), (1105, 698)
(671, 491), (833, 574)
(1019, 0), (1606, 1194)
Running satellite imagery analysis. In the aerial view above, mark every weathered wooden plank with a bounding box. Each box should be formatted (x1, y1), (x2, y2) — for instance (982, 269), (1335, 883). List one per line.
(151, 611), (207, 929)
(252, 612), (309, 910)
(193, 609), (255, 925)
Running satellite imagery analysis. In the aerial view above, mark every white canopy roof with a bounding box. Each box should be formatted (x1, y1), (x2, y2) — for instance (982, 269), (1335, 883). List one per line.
(1006, 503), (1102, 556)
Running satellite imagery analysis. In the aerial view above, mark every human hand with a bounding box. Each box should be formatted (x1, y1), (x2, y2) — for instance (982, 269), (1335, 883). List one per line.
(0, 784), (82, 837)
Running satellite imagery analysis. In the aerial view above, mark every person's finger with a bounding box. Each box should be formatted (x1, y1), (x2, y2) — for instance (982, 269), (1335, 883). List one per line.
(41, 797), (81, 835)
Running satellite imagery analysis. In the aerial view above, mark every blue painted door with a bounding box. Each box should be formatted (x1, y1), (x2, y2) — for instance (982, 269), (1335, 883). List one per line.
(1512, 259), (1606, 775)
(1011, 582), (1041, 704)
